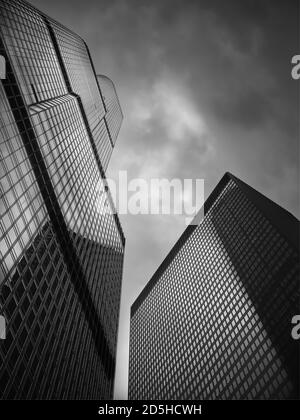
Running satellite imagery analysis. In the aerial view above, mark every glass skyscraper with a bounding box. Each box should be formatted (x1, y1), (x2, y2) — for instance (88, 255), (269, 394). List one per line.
(0, 0), (125, 399)
(129, 173), (300, 400)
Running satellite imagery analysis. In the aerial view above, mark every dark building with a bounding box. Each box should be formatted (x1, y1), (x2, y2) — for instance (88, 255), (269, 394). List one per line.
(129, 173), (300, 400)
(0, 0), (125, 399)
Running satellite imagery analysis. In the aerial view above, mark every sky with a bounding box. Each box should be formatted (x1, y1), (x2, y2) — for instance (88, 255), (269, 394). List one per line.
(30, 0), (299, 399)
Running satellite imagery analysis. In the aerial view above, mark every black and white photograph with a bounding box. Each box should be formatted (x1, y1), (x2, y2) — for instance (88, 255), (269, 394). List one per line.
(0, 0), (299, 411)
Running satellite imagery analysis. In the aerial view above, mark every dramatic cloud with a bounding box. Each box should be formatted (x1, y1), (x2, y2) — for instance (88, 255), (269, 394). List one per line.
(31, 0), (299, 399)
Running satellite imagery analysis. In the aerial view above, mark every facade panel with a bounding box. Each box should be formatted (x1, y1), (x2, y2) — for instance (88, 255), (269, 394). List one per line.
(97, 75), (123, 147)
(29, 95), (124, 357)
(0, 82), (48, 286)
(49, 21), (115, 171)
(0, 0), (124, 399)
(0, 222), (112, 399)
(129, 173), (300, 400)
(0, 0), (67, 104)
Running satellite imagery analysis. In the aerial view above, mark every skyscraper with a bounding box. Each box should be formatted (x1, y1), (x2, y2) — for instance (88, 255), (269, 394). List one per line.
(128, 172), (300, 400)
(0, 0), (125, 399)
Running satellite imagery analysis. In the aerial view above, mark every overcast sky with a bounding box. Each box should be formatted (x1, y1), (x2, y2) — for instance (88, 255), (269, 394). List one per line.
(30, 0), (299, 399)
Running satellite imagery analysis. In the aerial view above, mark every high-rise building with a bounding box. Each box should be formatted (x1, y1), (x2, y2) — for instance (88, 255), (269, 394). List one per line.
(128, 172), (300, 400)
(0, 0), (125, 399)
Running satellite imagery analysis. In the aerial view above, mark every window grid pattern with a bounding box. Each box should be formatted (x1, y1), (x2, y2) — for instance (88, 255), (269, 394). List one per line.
(0, 83), (47, 286)
(0, 223), (111, 399)
(90, 117), (112, 172)
(0, 82), (113, 398)
(0, 0), (125, 400)
(30, 96), (123, 356)
(0, 0), (67, 105)
(97, 75), (123, 147)
(129, 179), (299, 400)
(49, 21), (114, 170)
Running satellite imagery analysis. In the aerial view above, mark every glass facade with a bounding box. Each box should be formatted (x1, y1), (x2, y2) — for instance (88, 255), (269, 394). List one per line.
(129, 173), (300, 400)
(97, 75), (123, 148)
(0, 0), (124, 399)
